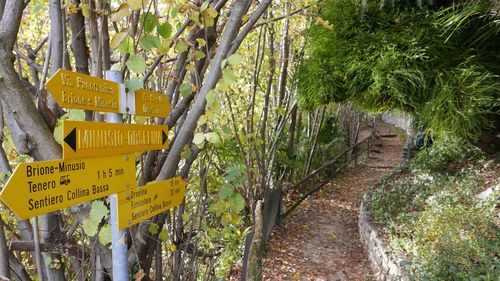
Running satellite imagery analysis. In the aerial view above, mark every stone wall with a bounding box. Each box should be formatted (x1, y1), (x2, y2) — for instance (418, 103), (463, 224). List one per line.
(359, 193), (411, 281)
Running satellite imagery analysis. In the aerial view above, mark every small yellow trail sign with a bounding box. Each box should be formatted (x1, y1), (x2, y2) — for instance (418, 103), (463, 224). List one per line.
(116, 177), (186, 230)
(0, 155), (135, 219)
(134, 89), (171, 118)
(63, 120), (169, 160)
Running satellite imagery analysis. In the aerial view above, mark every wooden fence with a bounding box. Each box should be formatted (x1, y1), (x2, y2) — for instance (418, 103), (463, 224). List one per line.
(241, 128), (376, 280)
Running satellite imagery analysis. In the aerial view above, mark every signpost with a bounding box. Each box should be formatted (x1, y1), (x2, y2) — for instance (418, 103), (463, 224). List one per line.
(0, 154), (135, 219)
(134, 89), (171, 118)
(45, 69), (125, 113)
(116, 177), (186, 230)
(63, 120), (169, 159)
(0, 68), (184, 277)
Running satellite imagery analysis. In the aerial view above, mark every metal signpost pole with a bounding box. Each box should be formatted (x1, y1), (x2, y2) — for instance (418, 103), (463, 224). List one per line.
(105, 70), (129, 280)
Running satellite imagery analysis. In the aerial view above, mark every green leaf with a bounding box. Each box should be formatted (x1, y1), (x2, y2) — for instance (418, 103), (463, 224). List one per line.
(118, 36), (134, 54)
(208, 200), (226, 217)
(195, 51), (206, 59)
(159, 230), (168, 241)
(205, 132), (220, 144)
(126, 54), (146, 73)
(225, 165), (244, 182)
(90, 201), (109, 221)
(175, 39), (189, 53)
(222, 68), (236, 85)
(229, 193), (245, 213)
(98, 224), (112, 245)
(204, 8), (218, 18)
(200, 1), (209, 11)
(206, 90), (217, 107)
(227, 54), (243, 65)
(193, 132), (205, 146)
(203, 13), (215, 27)
(179, 83), (192, 97)
(171, 5), (179, 18)
(149, 223), (159, 235)
(218, 186), (233, 199)
(140, 12), (157, 33)
(125, 77), (143, 91)
(196, 38), (206, 47)
(82, 201), (109, 237)
(68, 109), (85, 121)
(189, 11), (201, 25)
(182, 212), (189, 221)
(111, 62), (122, 71)
(157, 22), (173, 39)
(140, 35), (161, 50)
(198, 114), (208, 126)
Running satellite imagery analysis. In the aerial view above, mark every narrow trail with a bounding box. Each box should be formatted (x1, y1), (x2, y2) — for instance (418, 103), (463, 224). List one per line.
(262, 121), (404, 281)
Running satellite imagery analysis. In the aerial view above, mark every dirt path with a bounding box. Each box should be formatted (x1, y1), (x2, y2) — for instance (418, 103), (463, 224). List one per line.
(262, 121), (404, 281)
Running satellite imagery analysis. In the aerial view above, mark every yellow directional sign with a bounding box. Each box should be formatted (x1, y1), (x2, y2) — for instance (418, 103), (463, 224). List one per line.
(45, 69), (121, 112)
(0, 155), (135, 219)
(135, 89), (171, 118)
(116, 177), (186, 229)
(63, 120), (169, 160)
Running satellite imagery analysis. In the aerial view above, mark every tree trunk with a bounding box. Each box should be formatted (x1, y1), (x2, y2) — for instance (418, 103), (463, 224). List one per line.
(245, 200), (263, 281)
(0, 217), (10, 278)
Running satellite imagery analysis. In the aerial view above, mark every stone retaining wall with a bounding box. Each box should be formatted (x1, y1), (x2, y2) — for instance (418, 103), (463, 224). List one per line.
(359, 193), (411, 281)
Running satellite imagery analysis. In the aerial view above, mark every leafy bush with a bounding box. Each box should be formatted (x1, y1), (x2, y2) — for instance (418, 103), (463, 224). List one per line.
(411, 133), (483, 173)
(370, 165), (500, 280)
(296, 0), (500, 144)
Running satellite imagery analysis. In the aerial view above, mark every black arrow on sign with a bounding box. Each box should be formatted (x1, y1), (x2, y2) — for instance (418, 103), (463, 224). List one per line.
(64, 128), (77, 152)
(162, 130), (168, 146)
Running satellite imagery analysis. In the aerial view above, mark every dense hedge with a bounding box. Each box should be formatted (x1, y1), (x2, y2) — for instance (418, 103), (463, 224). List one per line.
(297, 0), (499, 141)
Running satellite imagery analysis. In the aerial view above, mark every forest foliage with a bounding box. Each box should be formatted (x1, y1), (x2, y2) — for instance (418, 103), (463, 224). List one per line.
(297, 0), (500, 143)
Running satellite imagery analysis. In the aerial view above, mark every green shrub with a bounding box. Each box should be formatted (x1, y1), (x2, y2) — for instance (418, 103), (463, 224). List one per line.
(370, 166), (500, 280)
(411, 133), (483, 173)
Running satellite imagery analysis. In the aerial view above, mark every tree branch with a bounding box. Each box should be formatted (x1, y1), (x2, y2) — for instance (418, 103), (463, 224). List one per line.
(0, 0), (26, 51)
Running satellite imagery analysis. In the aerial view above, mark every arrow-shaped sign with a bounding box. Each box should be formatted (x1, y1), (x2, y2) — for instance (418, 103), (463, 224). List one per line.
(116, 177), (186, 229)
(134, 89), (171, 118)
(0, 155), (135, 219)
(62, 120), (169, 160)
(45, 69), (124, 113)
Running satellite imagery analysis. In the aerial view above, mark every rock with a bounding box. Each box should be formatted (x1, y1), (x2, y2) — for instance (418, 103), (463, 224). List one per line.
(483, 159), (496, 169)
(477, 187), (495, 201)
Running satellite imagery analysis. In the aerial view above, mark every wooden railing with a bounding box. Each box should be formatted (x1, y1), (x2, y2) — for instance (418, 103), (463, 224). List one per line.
(242, 128), (376, 281)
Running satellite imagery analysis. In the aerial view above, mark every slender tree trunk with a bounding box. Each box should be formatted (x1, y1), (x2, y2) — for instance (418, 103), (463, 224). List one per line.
(277, 3), (290, 108)
(158, 0), (249, 181)
(0, 217), (10, 279)
(0, 101), (10, 183)
(304, 107), (325, 175)
(45, 0), (64, 125)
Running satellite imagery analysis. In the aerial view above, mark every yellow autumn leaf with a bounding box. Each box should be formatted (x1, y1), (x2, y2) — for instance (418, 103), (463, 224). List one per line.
(111, 3), (129, 22)
(81, 3), (90, 17)
(65, 2), (80, 14)
(204, 8), (218, 18)
(110, 29), (129, 50)
(128, 0), (146, 10)
(158, 39), (171, 55)
(134, 269), (145, 281)
(315, 17), (333, 30)
(135, 116), (147, 125)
